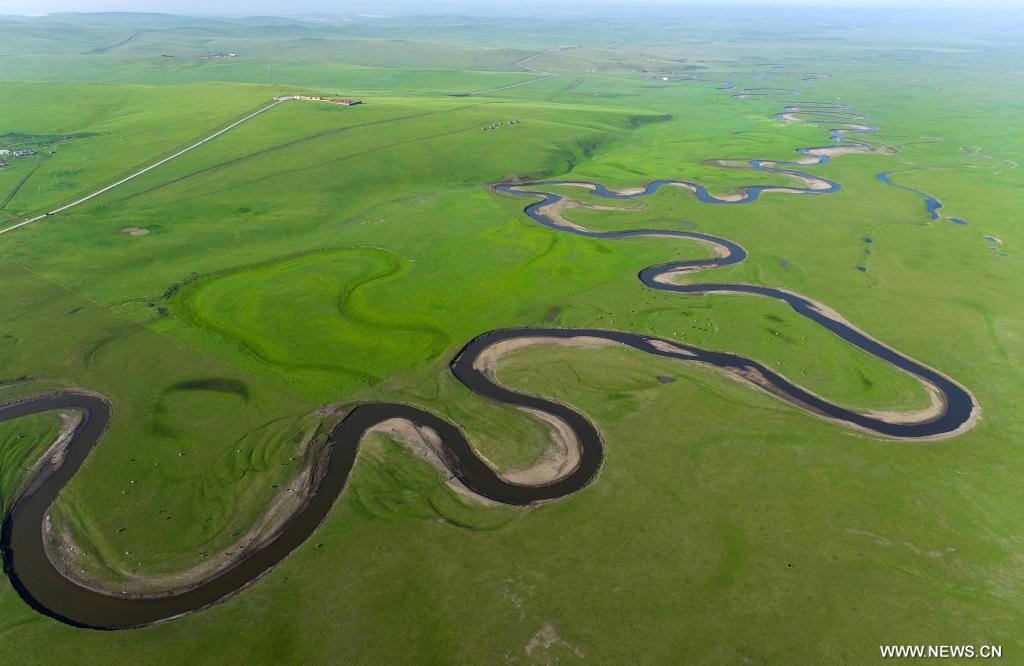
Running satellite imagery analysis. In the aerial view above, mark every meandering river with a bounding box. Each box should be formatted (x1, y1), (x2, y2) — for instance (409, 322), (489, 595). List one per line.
(0, 91), (977, 629)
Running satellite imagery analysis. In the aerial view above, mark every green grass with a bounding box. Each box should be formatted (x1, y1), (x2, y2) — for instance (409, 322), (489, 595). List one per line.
(178, 247), (450, 394)
(0, 411), (62, 516)
(0, 81), (277, 221)
(0, 10), (1022, 665)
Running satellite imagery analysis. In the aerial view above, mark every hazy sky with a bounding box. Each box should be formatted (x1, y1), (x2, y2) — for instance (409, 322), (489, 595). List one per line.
(1, 0), (1018, 15)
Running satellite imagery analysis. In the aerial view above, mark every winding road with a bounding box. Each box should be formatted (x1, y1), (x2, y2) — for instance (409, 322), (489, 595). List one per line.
(0, 87), (978, 629)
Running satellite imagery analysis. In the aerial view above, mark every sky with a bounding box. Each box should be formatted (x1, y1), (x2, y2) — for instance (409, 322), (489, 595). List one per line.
(0, 0), (1019, 15)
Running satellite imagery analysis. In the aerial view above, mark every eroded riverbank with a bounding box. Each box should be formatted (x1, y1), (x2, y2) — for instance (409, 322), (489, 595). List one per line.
(0, 86), (978, 630)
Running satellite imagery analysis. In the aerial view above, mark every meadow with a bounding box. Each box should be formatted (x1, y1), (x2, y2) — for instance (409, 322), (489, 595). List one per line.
(0, 10), (1022, 664)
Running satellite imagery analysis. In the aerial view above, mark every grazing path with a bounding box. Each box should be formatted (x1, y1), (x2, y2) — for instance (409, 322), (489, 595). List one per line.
(463, 45), (582, 95)
(0, 98), (289, 236)
(0, 88), (978, 630)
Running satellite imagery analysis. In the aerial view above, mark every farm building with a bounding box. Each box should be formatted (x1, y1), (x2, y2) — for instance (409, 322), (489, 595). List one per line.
(13, 149), (35, 158)
(289, 95), (363, 105)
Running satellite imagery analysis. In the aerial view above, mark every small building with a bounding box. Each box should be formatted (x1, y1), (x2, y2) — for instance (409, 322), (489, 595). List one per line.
(13, 149), (35, 158)
(0, 158), (6, 169)
(0, 149), (10, 155)
(295, 95), (324, 101)
(328, 98), (362, 106)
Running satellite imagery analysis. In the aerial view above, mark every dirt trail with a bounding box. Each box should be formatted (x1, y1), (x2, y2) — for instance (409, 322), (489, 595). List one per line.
(0, 98), (289, 236)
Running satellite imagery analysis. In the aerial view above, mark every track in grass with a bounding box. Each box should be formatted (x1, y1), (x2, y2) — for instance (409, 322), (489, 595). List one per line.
(0, 98), (288, 235)
(0, 90), (978, 630)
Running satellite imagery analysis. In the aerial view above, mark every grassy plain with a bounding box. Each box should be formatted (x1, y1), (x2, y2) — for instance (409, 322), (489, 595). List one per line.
(0, 413), (61, 515)
(0, 10), (1022, 665)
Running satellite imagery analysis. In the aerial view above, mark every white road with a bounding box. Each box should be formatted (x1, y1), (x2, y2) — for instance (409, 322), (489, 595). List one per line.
(469, 46), (580, 95)
(0, 98), (289, 236)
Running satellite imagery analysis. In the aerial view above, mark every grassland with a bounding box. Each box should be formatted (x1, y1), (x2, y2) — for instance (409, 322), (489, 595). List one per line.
(0, 411), (62, 516)
(0, 9), (1022, 664)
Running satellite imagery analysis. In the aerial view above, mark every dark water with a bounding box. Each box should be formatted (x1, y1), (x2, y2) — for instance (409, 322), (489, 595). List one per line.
(1, 381), (603, 629)
(1, 315), (976, 629)
(0, 91), (977, 631)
